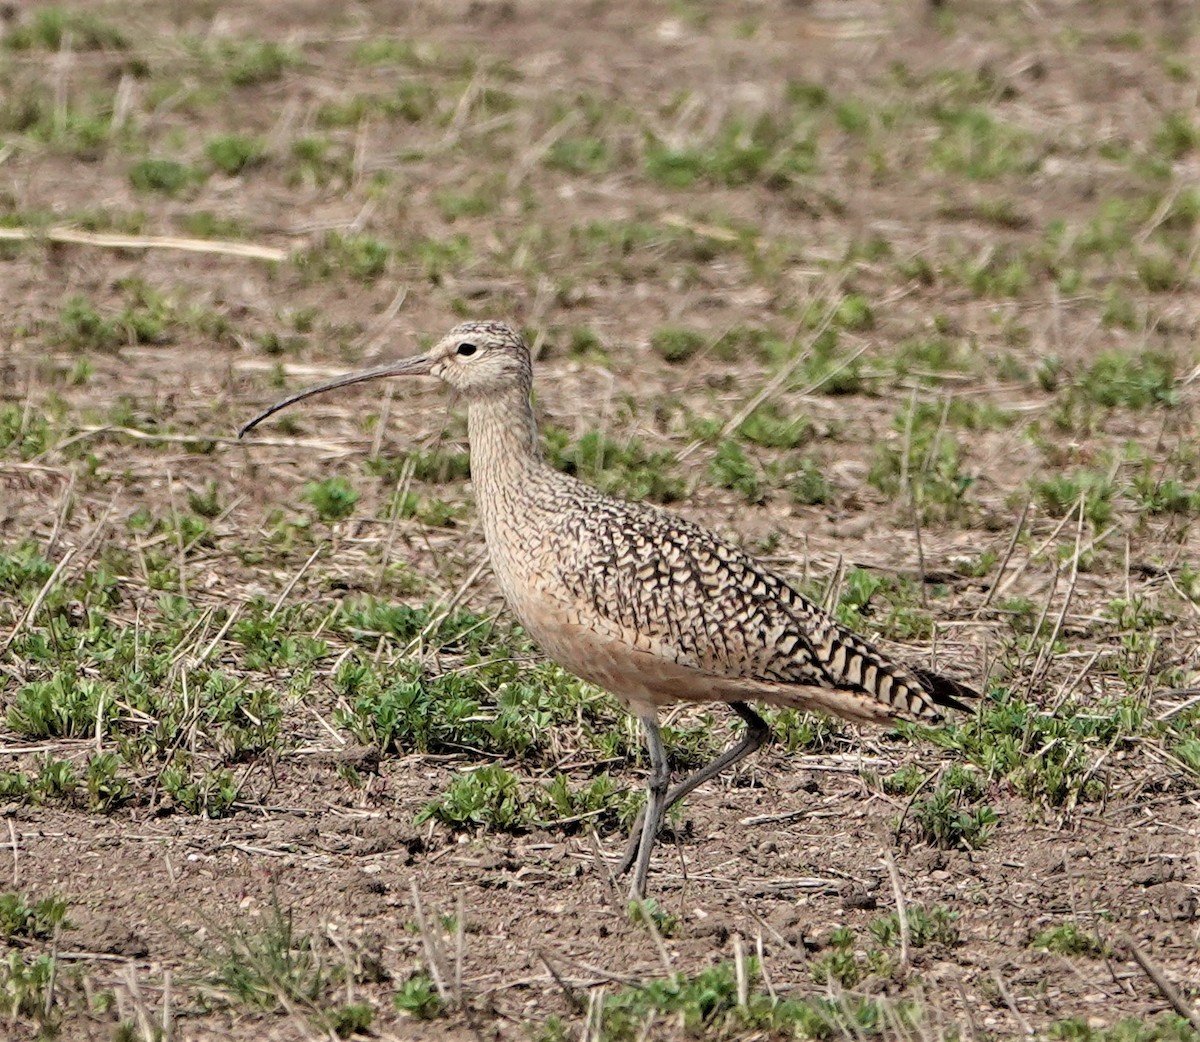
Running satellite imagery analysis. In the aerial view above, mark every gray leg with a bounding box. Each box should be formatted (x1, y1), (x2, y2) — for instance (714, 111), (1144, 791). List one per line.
(618, 702), (771, 883)
(629, 714), (671, 902)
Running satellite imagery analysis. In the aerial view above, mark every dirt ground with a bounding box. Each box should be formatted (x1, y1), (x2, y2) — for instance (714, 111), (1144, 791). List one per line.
(1, 0), (1199, 1039)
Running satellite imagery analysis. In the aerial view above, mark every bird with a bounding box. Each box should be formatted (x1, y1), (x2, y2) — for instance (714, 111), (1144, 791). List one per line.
(240, 320), (978, 900)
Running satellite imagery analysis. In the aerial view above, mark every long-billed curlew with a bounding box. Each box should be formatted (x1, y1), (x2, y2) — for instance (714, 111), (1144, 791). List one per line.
(240, 321), (977, 899)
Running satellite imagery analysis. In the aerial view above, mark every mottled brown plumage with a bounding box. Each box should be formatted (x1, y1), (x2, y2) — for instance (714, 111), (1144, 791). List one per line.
(241, 320), (977, 898)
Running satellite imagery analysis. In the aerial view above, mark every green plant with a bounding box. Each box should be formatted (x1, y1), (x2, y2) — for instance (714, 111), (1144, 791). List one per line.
(1173, 738), (1200, 778)
(644, 112), (818, 190)
(790, 456), (831, 505)
(708, 440), (764, 504)
(329, 1002), (374, 1037)
(393, 972), (444, 1019)
(1152, 110), (1199, 160)
(907, 766), (997, 848)
(0, 951), (57, 1024)
(219, 39), (299, 87)
(4, 7), (127, 50)
(869, 904), (960, 948)
(809, 926), (890, 987)
(304, 477), (360, 521)
(869, 401), (973, 522)
(650, 326), (706, 364)
(540, 773), (638, 831)
(627, 898), (679, 936)
(598, 957), (912, 1040)
(546, 136), (610, 175)
(0, 405), (54, 459)
(929, 690), (1141, 806)
(1076, 351), (1177, 409)
(0, 893), (70, 939)
(129, 158), (203, 196)
(546, 428), (685, 503)
(297, 233), (392, 283)
(1032, 923), (1110, 958)
(206, 134), (267, 176)
(206, 897), (333, 1011)
(85, 752), (132, 812)
(57, 296), (122, 350)
(7, 674), (115, 738)
(737, 402), (812, 449)
(929, 106), (1034, 179)
(160, 761), (240, 818)
(417, 766), (533, 831)
(768, 709), (846, 753)
(1033, 470), (1115, 527)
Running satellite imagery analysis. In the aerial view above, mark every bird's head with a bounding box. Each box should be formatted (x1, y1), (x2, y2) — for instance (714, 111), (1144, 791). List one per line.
(239, 321), (532, 437)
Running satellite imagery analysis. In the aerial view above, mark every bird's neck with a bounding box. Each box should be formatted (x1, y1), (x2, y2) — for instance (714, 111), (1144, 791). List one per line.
(466, 389), (547, 503)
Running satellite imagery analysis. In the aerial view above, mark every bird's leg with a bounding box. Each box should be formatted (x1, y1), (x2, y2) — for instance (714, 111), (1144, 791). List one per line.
(628, 714), (671, 902)
(617, 702), (771, 879)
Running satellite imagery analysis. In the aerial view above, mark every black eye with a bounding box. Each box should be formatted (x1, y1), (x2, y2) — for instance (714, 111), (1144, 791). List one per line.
(456, 342), (477, 357)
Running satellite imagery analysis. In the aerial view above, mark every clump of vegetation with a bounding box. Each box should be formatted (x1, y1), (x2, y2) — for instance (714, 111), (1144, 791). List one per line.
(1075, 351), (1177, 409)
(0, 893), (70, 940)
(129, 158), (205, 196)
(928, 106), (1035, 180)
(417, 765), (528, 831)
(644, 112), (818, 190)
(206, 134), (267, 176)
(0, 405), (55, 460)
(737, 402), (812, 449)
(929, 690), (1143, 807)
(868, 401), (973, 522)
(1032, 923), (1110, 958)
(203, 895), (373, 1034)
(1032, 470), (1115, 528)
(708, 439), (764, 504)
(598, 958), (916, 1041)
(4, 7), (128, 50)
(907, 765), (998, 849)
(304, 477), (360, 521)
(545, 428), (686, 503)
(416, 766), (637, 834)
(869, 903), (960, 949)
(650, 326), (706, 364)
(394, 973), (444, 1020)
(368, 446), (471, 485)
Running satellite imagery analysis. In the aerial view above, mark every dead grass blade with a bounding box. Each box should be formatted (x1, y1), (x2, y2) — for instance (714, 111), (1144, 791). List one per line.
(0, 225), (288, 261)
(1121, 933), (1200, 1031)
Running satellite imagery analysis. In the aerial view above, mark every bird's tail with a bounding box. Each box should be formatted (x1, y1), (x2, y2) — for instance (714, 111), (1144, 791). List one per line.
(909, 666), (979, 715)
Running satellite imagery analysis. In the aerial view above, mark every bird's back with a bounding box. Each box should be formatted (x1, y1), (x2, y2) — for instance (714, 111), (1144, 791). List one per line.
(495, 470), (974, 724)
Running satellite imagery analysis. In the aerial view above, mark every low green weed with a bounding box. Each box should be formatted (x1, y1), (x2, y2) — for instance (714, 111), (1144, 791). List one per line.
(545, 428), (685, 503)
(304, 477), (360, 521)
(1032, 923), (1110, 958)
(1033, 470), (1115, 527)
(0, 893), (70, 940)
(907, 765), (997, 849)
(708, 439), (764, 504)
(1076, 351), (1177, 409)
(929, 690), (1143, 806)
(869, 903), (960, 948)
(416, 765), (529, 831)
(598, 958), (915, 1041)
(868, 401), (973, 522)
(394, 972), (444, 1019)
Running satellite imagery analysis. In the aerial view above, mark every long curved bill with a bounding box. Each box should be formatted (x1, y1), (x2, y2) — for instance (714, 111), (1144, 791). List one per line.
(238, 354), (434, 438)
